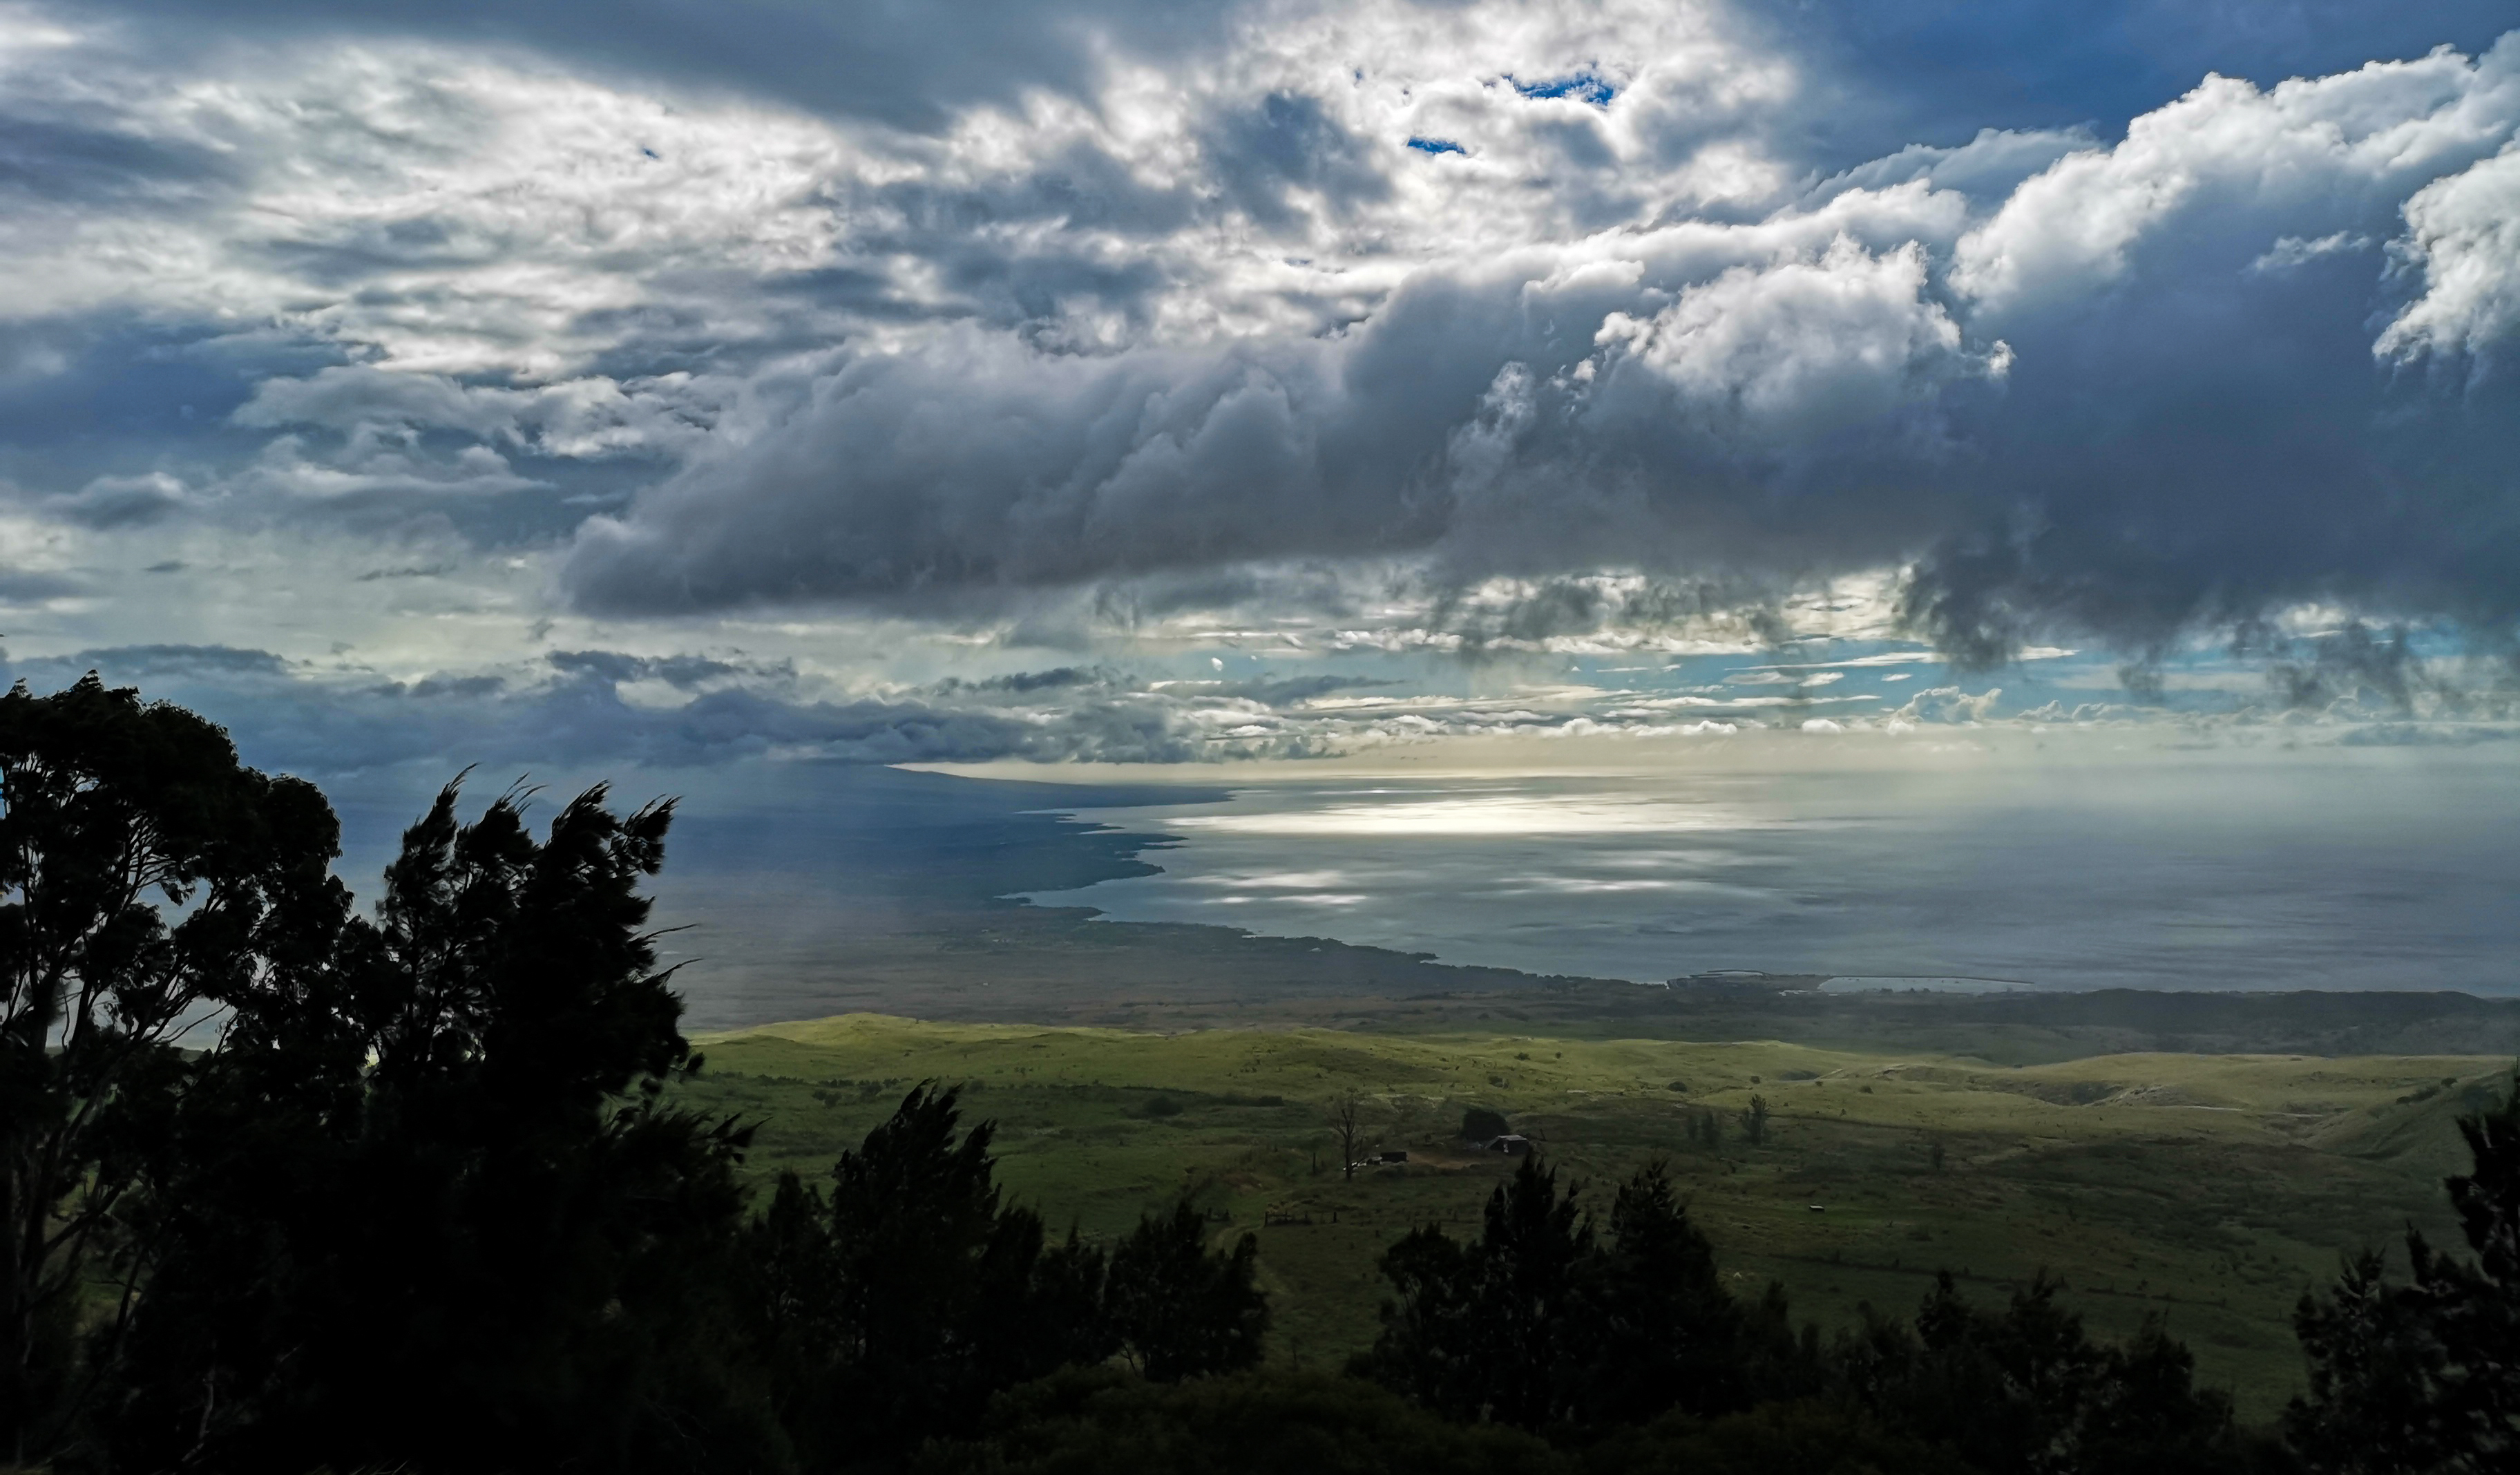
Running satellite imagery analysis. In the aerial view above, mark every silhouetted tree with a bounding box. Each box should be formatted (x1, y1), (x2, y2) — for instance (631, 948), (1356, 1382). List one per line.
(2288, 1250), (2454, 1474)
(1833, 1272), (2235, 1475)
(2289, 1067), (2520, 1473)
(1741, 1094), (1770, 1146)
(1106, 1202), (1267, 1382)
(1463, 1106), (1510, 1143)
(922, 1366), (1566, 1474)
(1362, 1155), (1590, 1426)
(750, 1083), (1091, 1465)
(1582, 1398), (1960, 1475)
(1361, 1157), (1764, 1434)
(0, 675), (349, 1465)
(751, 1083), (1270, 1466)
(1580, 1161), (1750, 1423)
(11, 681), (1336, 1474)
(1330, 1091), (1368, 1179)
(106, 777), (774, 1474)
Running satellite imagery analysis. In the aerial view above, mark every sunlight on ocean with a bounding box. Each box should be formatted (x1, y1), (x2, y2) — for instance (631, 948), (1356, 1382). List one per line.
(1018, 737), (2520, 993)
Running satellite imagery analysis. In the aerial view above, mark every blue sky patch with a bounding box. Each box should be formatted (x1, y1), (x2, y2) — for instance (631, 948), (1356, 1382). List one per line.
(1509, 73), (1614, 106)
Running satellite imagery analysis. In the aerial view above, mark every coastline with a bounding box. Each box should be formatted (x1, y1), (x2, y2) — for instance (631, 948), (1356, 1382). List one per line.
(624, 765), (2520, 1062)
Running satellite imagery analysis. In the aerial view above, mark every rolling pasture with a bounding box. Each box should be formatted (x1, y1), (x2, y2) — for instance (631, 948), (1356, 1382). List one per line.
(675, 1014), (2508, 1420)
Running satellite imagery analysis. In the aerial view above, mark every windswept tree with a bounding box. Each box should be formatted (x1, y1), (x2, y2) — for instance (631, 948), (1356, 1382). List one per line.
(1106, 1203), (1268, 1382)
(1832, 1272), (2236, 1474)
(8, 679), (1306, 1475)
(2289, 1066), (2520, 1474)
(747, 1084), (1115, 1467)
(1361, 1154), (1590, 1427)
(106, 776), (772, 1474)
(0, 675), (349, 1464)
(749, 1085), (1270, 1465)
(1359, 1157), (1755, 1432)
(1583, 1162), (1753, 1423)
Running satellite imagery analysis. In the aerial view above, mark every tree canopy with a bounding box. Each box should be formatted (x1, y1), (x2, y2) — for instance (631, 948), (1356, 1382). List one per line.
(2289, 1067), (2520, 1474)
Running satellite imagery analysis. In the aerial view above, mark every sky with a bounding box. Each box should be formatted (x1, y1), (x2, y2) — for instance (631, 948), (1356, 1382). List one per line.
(5, 0), (2519, 784)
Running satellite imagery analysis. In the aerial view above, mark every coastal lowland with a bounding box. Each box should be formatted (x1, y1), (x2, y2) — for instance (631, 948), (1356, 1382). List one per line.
(679, 1008), (2505, 1419)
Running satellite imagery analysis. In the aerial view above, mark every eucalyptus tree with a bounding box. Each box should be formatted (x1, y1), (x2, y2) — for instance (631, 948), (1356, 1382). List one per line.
(1106, 1203), (1267, 1382)
(0, 674), (348, 1463)
(2290, 1067), (2520, 1474)
(108, 777), (773, 1474)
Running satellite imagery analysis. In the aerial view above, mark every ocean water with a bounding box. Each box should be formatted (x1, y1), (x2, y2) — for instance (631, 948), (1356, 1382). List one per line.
(323, 761), (1210, 1029)
(1023, 742), (2520, 994)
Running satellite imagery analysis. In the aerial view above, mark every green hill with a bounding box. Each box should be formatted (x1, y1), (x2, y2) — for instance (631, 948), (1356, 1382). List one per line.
(675, 1014), (2508, 1421)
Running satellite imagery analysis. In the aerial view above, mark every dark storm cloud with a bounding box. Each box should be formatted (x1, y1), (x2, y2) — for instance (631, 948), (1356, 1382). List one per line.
(83, 0), (1239, 135)
(1429, 575), (1793, 651)
(1896, 68), (2520, 663)
(563, 332), (1418, 610)
(548, 231), (1958, 614)
(944, 667), (1107, 694)
(2235, 622), (2520, 716)
(0, 112), (242, 207)
(0, 571), (86, 602)
(19, 645), (290, 679)
(544, 650), (770, 688)
(0, 315), (306, 502)
(561, 219), (1989, 609)
(2261, 625), (2424, 713)
(75, 0), (2505, 187)
(560, 32), (2520, 667)
(1202, 93), (1393, 228)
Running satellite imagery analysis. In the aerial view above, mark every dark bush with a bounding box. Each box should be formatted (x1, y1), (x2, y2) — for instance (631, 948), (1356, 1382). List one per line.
(918, 1367), (1567, 1475)
(1831, 1273), (2240, 1475)
(2289, 1067), (2520, 1474)
(1583, 1400), (1963, 1475)
(1106, 1204), (1268, 1382)
(1356, 1157), (1763, 1432)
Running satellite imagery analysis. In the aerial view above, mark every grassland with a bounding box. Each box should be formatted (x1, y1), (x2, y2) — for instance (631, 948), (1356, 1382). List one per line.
(674, 1014), (2511, 1422)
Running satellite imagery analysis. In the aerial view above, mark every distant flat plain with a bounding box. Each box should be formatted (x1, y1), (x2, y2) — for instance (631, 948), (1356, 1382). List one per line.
(675, 1013), (2505, 1421)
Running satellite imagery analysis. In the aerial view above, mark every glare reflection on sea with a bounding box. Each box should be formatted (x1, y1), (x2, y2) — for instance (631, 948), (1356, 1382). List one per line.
(1017, 739), (2520, 993)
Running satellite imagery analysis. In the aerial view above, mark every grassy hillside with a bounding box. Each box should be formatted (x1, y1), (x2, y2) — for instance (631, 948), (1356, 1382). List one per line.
(674, 1014), (2510, 1422)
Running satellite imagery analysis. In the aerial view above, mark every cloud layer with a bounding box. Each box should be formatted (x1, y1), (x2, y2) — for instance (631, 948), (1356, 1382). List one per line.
(1, 0), (2517, 773)
(549, 30), (2520, 661)
(19, 616), (2510, 785)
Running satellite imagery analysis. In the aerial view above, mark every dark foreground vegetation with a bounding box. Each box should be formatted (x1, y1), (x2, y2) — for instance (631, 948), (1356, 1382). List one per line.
(3, 675), (2516, 1472)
